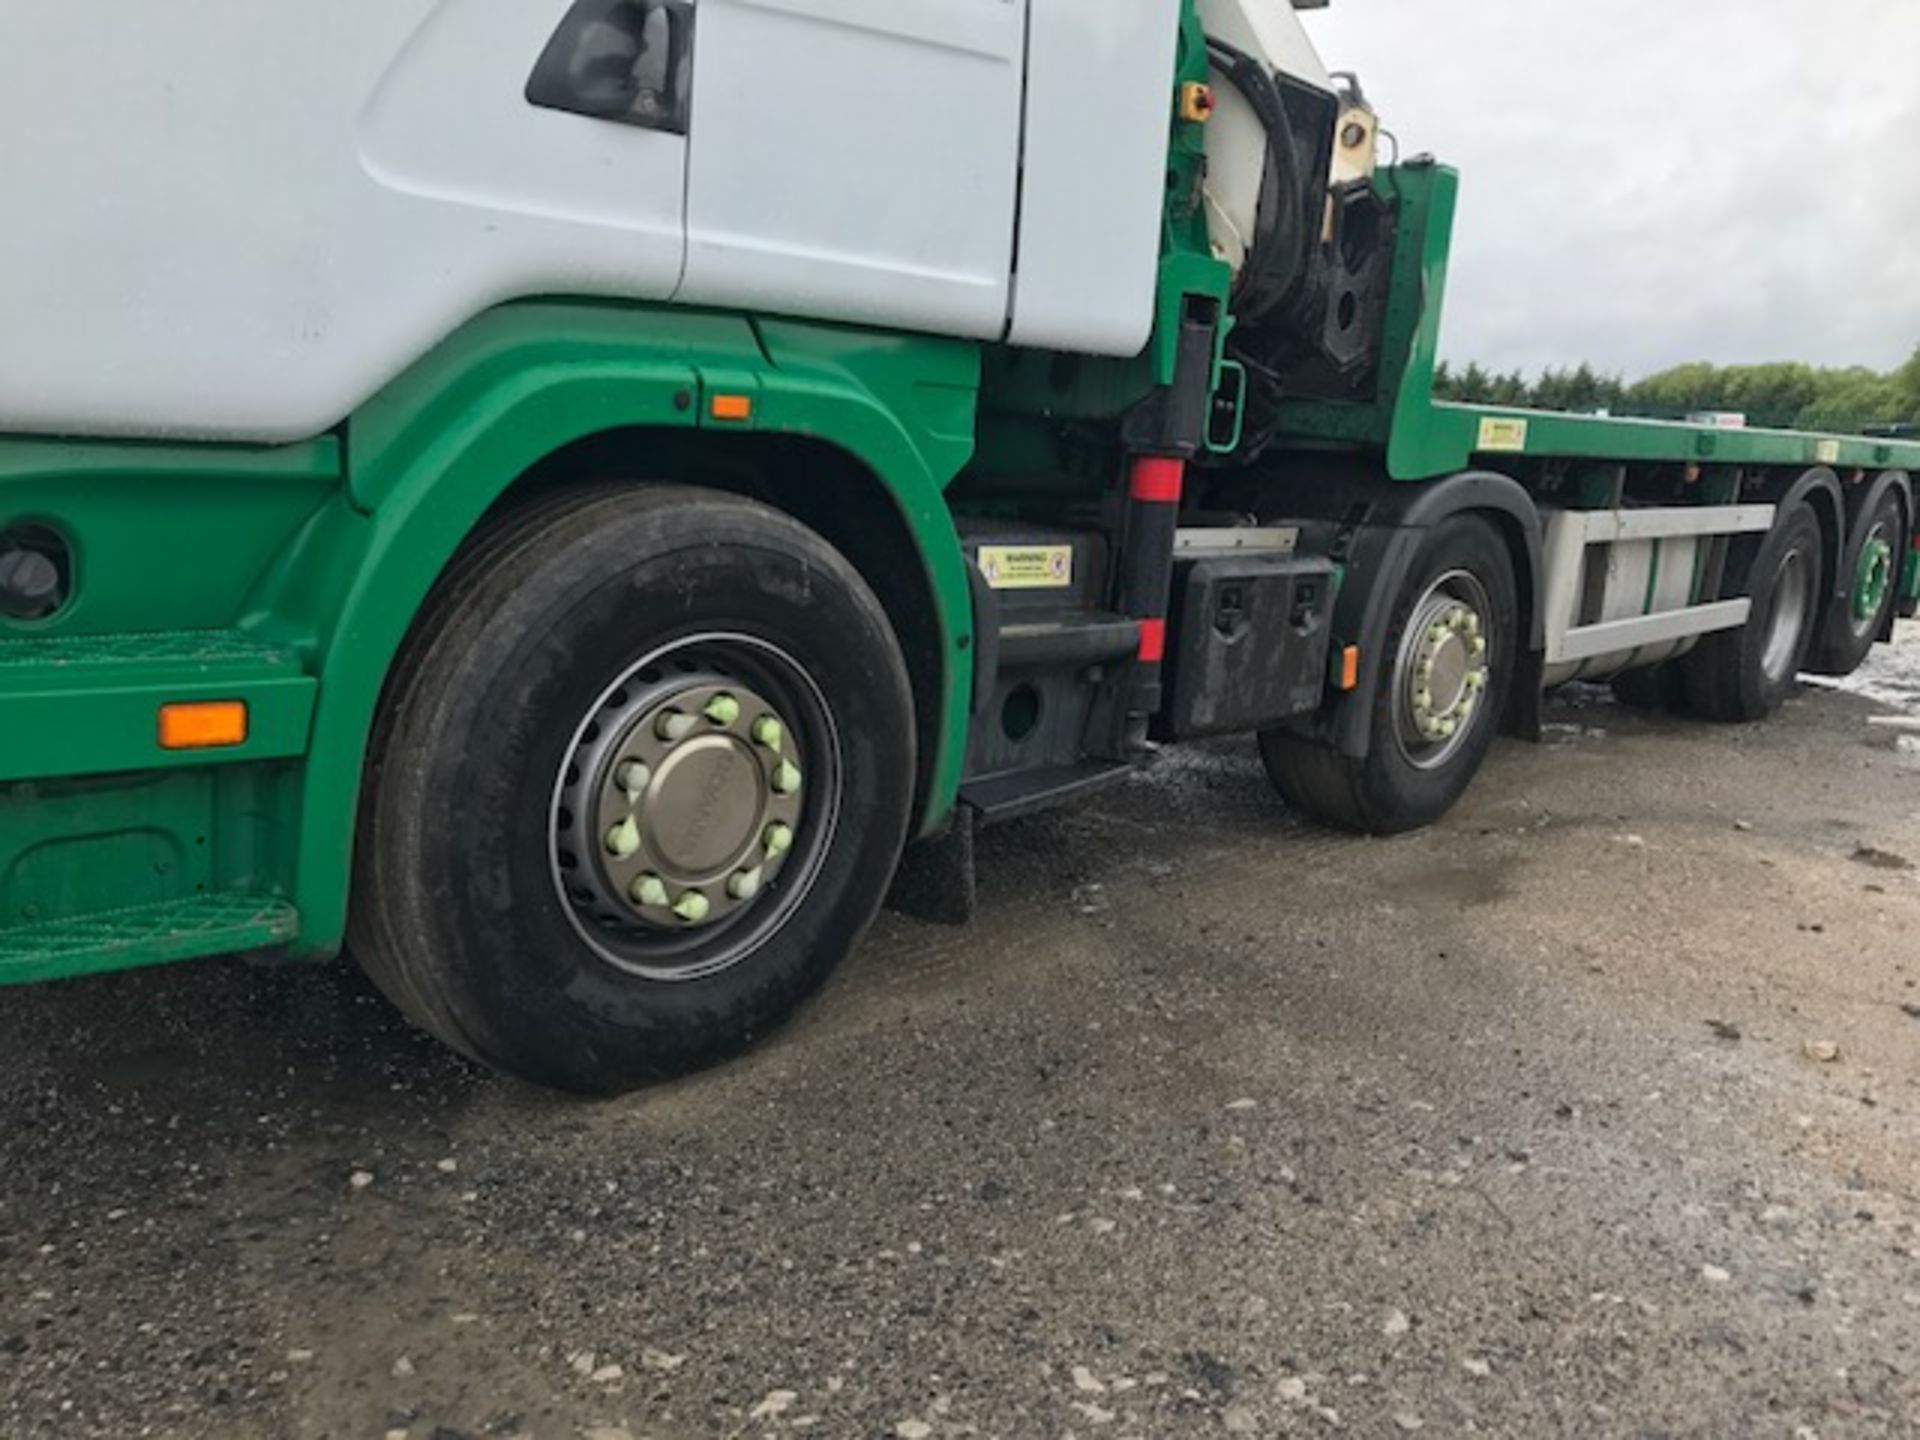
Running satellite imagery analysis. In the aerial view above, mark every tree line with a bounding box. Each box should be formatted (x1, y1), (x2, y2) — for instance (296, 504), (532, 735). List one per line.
(1432, 346), (1920, 434)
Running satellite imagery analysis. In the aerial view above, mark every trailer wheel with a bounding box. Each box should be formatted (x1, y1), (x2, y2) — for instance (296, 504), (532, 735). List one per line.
(1808, 487), (1903, 676)
(350, 485), (914, 1093)
(1680, 498), (1824, 722)
(1259, 514), (1517, 834)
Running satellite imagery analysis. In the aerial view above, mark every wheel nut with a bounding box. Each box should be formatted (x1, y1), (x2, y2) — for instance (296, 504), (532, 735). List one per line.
(751, 715), (784, 751)
(631, 873), (669, 907)
(771, 760), (802, 795)
(1464, 670), (1486, 692)
(763, 821), (794, 857)
(704, 693), (740, 726)
(604, 815), (641, 858)
(727, 866), (764, 901)
(672, 890), (711, 923)
(1467, 637), (1487, 659)
(615, 760), (652, 797)
(655, 709), (695, 742)
(1462, 612), (1482, 637)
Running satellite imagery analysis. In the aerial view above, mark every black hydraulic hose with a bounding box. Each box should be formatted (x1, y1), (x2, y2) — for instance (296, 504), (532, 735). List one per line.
(1205, 36), (1308, 325)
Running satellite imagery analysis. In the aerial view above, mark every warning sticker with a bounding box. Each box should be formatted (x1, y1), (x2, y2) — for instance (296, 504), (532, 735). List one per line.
(1477, 416), (1530, 453)
(976, 545), (1073, 591)
(1815, 439), (1841, 465)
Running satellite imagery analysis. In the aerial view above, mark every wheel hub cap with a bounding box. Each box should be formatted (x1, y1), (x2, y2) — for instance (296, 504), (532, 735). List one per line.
(1407, 604), (1487, 743)
(1393, 570), (1493, 771)
(1853, 535), (1893, 623)
(578, 679), (803, 933)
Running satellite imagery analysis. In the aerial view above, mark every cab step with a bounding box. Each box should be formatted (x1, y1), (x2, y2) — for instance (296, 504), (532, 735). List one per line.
(0, 891), (299, 985)
(0, 628), (315, 782)
(959, 760), (1134, 825)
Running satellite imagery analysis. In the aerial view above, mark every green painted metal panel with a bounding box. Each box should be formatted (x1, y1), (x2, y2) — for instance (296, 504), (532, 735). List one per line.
(2, 302), (982, 978)
(1419, 401), (1920, 477)
(0, 631), (313, 782)
(0, 437), (340, 639)
(1, 756), (302, 979)
(251, 301), (981, 959)
(0, 672), (313, 785)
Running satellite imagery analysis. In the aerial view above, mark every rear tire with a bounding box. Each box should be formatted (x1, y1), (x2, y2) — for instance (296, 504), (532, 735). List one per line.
(1260, 514), (1518, 835)
(1680, 499), (1824, 722)
(350, 485), (915, 1093)
(1808, 487), (1902, 677)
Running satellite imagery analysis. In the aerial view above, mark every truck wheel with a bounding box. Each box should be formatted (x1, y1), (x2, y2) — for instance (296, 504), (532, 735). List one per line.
(1680, 498), (1824, 722)
(1259, 514), (1517, 834)
(1808, 487), (1902, 676)
(349, 485), (915, 1093)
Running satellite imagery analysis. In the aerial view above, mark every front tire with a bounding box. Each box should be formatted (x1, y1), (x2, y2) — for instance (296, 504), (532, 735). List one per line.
(350, 485), (915, 1093)
(1260, 514), (1518, 835)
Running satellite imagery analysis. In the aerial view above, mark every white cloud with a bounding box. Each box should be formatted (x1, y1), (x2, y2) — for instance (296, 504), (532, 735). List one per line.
(1301, 0), (1920, 377)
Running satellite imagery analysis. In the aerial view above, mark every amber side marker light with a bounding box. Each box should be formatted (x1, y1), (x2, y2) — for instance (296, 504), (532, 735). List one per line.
(158, 700), (249, 751)
(710, 393), (753, 422)
(1336, 645), (1361, 692)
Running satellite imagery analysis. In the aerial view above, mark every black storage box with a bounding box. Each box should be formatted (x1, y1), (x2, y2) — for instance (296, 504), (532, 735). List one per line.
(1161, 556), (1337, 738)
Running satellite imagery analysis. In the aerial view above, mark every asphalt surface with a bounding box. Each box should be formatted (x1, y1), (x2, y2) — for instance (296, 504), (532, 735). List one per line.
(7, 640), (1920, 1440)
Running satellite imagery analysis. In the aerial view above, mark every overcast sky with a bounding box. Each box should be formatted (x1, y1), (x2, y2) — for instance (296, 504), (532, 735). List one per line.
(1299, 0), (1920, 381)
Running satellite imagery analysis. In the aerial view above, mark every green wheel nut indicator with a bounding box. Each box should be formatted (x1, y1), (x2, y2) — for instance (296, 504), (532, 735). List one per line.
(604, 815), (641, 858)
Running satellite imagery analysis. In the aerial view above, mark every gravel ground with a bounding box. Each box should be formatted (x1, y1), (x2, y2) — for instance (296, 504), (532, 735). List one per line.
(6, 632), (1920, 1439)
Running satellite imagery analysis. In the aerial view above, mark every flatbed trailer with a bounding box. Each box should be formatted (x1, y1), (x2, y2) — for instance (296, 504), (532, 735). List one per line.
(1276, 165), (1920, 485)
(2, 0), (1915, 1090)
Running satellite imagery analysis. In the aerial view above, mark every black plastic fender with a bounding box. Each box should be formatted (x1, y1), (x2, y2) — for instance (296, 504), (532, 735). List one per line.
(966, 559), (1000, 719)
(1290, 470), (1544, 759)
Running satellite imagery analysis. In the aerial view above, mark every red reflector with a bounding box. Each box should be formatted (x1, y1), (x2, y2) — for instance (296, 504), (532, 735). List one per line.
(1137, 617), (1167, 663)
(1129, 457), (1184, 504)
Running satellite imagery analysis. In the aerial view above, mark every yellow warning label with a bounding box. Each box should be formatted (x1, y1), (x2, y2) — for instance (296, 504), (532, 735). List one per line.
(1477, 416), (1530, 453)
(1815, 439), (1841, 465)
(976, 545), (1073, 591)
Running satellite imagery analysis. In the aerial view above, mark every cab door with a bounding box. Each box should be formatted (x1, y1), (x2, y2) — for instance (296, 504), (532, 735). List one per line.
(677, 0), (1028, 339)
